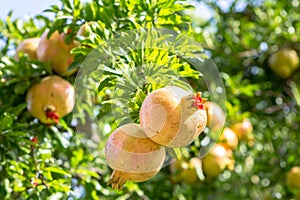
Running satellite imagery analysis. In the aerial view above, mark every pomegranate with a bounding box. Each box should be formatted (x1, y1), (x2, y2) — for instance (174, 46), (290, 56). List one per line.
(139, 86), (207, 148)
(105, 123), (166, 190)
(14, 38), (40, 60)
(202, 144), (234, 178)
(268, 48), (299, 79)
(169, 157), (202, 184)
(231, 118), (253, 142)
(26, 75), (75, 124)
(203, 101), (225, 131)
(286, 166), (300, 191)
(37, 29), (78, 76)
(218, 127), (238, 150)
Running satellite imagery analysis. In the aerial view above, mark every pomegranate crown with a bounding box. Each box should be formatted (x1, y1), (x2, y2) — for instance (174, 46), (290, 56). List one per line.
(193, 92), (206, 110)
(46, 110), (60, 124)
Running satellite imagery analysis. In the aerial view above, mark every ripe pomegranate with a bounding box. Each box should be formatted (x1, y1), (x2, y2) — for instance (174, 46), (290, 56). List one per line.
(268, 48), (299, 79)
(169, 157), (202, 184)
(26, 75), (75, 124)
(231, 118), (253, 142)
(202, 144), (234, 178)
(218, 127), (238, 150)
(105, 123), (166, 190)
(37, 29), (79, 76)
(14, 38), (40, 60)
(203, 101), (225, 131)
(139, 86), (207, 148)
(286, 166), (300, 191)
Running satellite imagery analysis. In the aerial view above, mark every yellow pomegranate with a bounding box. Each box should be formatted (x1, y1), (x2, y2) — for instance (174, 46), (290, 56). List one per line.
(268, 48), (299, 79)
(286, 166), (300, 192)
(37, 29), (78, 76)
(169, 157), (201, 184)
(105, 123), (166, 190)
(140, 86), (207, 148)
(14, 38), (40, 60)
(231, 118), (253, 142)
(26, 75), (75, 124)
(218, 127), (238, 150)
(203, 101), (225, 131)
(202, 144), (234, 178)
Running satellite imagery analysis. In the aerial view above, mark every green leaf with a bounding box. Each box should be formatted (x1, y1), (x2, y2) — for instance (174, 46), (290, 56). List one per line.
(166, 147), (182, 160)
(13, 81), (31, 94)
(44, 166), (71, 177)
(71, 148), (84, 168)
(50, 126), (70, 148)
(12, 103), (27, 116)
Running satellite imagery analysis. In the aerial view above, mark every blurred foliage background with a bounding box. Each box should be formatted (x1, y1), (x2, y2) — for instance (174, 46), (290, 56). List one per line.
(0, 0), (300, 199)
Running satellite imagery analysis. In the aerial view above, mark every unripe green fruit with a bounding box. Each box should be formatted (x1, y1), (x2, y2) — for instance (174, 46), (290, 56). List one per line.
(268, 48), (299, 79)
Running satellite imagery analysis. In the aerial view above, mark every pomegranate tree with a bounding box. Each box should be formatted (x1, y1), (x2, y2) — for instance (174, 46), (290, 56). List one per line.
(14, 38), (40, 60)
(37, 30), (78, 76)
(139, 86), (207, 147)
(26, 75), (75, 124)
(105, 123), (166, 190)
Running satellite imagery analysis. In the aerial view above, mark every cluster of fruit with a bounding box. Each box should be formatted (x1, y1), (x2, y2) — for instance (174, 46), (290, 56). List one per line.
(104, 86), (208, 190)
(15, 26), (91, 124)
(170, 102), (254, 184)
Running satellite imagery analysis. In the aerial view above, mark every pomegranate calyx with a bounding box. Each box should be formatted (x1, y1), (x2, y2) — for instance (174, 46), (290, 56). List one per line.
(45, 110), (60, 124)
(193, 92), (206, 110)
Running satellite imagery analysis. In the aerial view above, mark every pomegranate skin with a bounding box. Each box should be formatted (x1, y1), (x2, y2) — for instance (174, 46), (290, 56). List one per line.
(105, 123), (166, 190)
(139, 86), (207, 148)
(204, 101), (225, 131)
(286, 166), (300, 191)
(231, 118), (253, 141)
(14, 38), (40, 60)
(202, 144), (234, 178)
(26, 75), (75, 124)
(219, 127), (238, 150)
(37, 30), (78, 76)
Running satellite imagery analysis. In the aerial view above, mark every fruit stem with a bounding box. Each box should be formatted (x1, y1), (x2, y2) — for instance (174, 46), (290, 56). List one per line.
(193, 92), (206, 110)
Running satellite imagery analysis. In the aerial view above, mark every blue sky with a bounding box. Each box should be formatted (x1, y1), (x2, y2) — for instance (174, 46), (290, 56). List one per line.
(0, 0), (61, 20)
